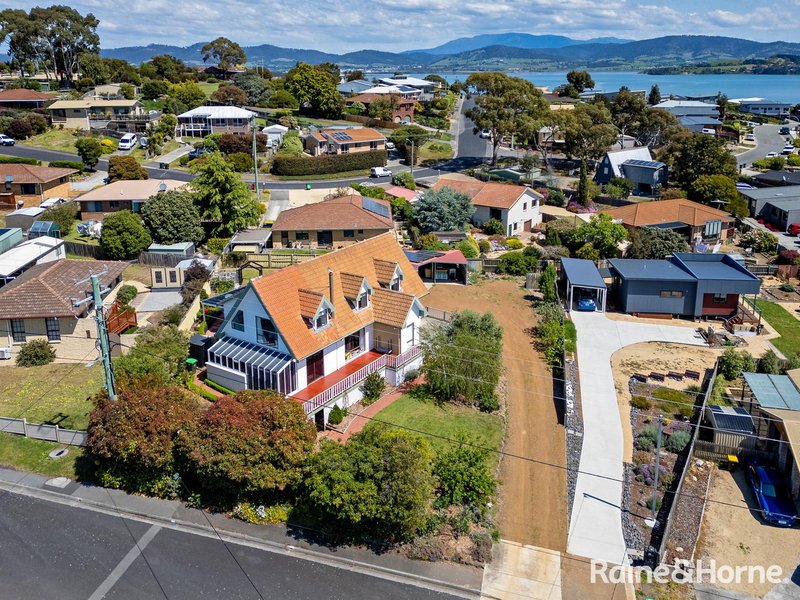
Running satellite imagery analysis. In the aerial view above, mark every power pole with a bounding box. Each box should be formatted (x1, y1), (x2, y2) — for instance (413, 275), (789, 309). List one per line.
(409, 139), (415, 178)
(650, 414), (664, 521)
(77, 273), (116, 401)
(252, 122), (261, 201)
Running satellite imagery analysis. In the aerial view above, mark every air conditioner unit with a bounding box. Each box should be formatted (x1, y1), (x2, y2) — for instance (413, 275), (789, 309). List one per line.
(0, 347), (11, 360)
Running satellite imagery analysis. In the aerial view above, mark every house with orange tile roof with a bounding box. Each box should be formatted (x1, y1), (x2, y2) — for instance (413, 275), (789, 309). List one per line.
(0, 164), (77, 208)
(0, 88), (55, 109)
(603, 198), (735, 242)
(270, 192), (393, 249)
(202, 233), (428, 427)
(303, 127), (387, 156)
(432, 177), (542, 237)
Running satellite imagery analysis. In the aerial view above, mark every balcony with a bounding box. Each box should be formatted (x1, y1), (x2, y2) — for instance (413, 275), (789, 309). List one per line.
(293, 345), (424, 414)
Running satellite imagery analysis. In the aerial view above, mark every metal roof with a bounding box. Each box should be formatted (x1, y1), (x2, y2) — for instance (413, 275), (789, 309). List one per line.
(609, 259), (695, 281)
(208, 336), (292, 374)
(679, 116), (723, 126)
(708, 405), (755, 434)
(560, 258), (607, 289)
(765, 199), (800, 212)
(743, 372), (800, 411)
(672, 253), (760, 283)
(622, 159), (665, 169)
(177, 106), (256, 119)
(738, 185), (800, 202)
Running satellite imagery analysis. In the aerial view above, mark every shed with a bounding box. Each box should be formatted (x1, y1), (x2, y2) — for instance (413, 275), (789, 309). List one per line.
(5, 207), (45, 232)
(560, 257), (607, 312)
(227, 229), (272, 254)
(404, 249), (468, 285)
(147, 242), (195, 257)
(705, 404), (756, 450)
(0, 228), (23, 254)
(28, 220), (60, 239)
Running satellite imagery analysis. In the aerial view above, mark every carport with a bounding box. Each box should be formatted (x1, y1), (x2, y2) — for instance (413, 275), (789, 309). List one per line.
(561, 258), (607, 312)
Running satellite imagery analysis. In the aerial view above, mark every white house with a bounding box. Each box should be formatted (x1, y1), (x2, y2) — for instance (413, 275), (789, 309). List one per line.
(432, 177), (543, 236)
(203, 233), (428, 428)
(177, 105), (256, 137)
(262, 123), (289, 148)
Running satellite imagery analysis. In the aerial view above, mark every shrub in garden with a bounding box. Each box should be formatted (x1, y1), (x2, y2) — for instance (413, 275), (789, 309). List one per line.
(48, 160), (84, 172)
(634, 462), (668, 487)
(15, 339), (56, 366)
(328, 405), (346, 426)
(114, 325), (189, 386)
(116, 284), (138, 306)
(482, 218), (504, 235)
(227, 151), (254, 172)
(665, 430), (691, 453)
(209, 278), (234, 294)
(478, 239), (491, 254)
(758, 349), (781, 375)
(456, 239), (479, 259)
(503, 237), (523, 250)
(631, 396), (652, 410)
(232, 502), (289, 524)
(478, 394), (500, 413)
(635, 427), (660, 452)
(361, 371), (386, 405)
(497, 251), (534, 275)
(206, 238), (230, 256)
(41, 202), (78, 238)
(434, 443), (496, 509)
(392, 171), (416, 190)
(108, 155), (148, 181)
(272, 150), (387, 176)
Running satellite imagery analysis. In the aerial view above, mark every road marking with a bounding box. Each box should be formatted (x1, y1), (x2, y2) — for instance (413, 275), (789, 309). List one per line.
(87, 524), (161, 600)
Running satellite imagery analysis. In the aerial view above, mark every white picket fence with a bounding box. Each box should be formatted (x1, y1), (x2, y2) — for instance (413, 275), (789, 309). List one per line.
(0, 417), (88, 447)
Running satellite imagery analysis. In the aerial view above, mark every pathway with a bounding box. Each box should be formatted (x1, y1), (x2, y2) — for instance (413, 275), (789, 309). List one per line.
(567, 312), (706, 565)
(145, 142), (191, 166)
(319, 383), (410, 443)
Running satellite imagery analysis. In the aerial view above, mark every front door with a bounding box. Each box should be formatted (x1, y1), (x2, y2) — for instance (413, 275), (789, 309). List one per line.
(306, 350), (325, 383)
(317, 230), (333, 246)
(314, 410), (325, 430)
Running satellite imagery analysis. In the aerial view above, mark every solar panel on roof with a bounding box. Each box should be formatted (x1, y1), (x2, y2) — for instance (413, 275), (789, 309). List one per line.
(362, 197), (391, 218)
(332, 132), (352, 141)
(404, 250), (443, 263)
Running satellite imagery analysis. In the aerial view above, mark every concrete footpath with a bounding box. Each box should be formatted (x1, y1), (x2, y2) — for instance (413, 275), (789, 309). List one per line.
(0, 467), (482, 598)
(567, 312), (706, 565)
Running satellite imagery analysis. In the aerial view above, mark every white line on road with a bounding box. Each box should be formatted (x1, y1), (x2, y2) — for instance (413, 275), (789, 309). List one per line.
(87, 523), (161, 600)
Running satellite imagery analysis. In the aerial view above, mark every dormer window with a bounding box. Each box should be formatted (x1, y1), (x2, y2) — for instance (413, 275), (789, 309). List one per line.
(356, 291), (369, 310)
(314, 309), (330, 330)
(390, 275), (402, 291)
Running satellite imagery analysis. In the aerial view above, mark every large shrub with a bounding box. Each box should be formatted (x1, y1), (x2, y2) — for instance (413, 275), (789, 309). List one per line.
(414, 186), (474, 233)
(140, 190), (204, 245)
(100, 210), (152, 259)
(48, 160), (84, 173)
(180, 390), (317, 500)
(15, 339), (56, 366)
(116, 284), (138, 306)
(482, 218), (504, 235)
(227, 151), (254, 172)
(114, 325), (189, 386)
(41, 202), (78, 238)
(108, 155), (149, 182)
(433, 443), (496, 509)
(87, 383), (200, 498)
(361, 371), (386, 406)
(302, 426), (435, 541)
(272, 150), (387, 176)
(497, 251), (534, 275)
(392, 171), (417, 190)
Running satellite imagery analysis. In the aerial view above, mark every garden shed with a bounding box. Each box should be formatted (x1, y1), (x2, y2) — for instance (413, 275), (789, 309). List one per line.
(560, 257), (607, 312)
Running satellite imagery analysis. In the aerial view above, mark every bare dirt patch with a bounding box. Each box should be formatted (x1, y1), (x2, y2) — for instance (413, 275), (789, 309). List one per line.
(696, 467), (800, 598)
(423, 279), (567, 552)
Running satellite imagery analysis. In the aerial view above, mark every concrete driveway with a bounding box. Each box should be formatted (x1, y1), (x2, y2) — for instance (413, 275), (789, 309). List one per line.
(567, 312), (706, 564)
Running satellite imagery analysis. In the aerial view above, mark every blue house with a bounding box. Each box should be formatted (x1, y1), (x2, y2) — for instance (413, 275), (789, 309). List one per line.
(594, 147), (668, 196)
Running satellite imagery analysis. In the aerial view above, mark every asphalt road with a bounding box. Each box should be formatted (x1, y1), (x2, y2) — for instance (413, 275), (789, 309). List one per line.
(0, 491), (464, 600)
(737, 124), (791, 167)
(454, 96), (492, 165)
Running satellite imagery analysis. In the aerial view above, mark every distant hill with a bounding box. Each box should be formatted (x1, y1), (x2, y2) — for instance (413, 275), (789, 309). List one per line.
(98, 35), (800, 72)
(406, 33), (630, 56)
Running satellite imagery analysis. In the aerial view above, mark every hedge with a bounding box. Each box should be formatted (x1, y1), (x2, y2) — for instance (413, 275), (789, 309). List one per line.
(0, 156), (40, 165)
(272, 150), (388, 176)
(48, 160), (84, 173)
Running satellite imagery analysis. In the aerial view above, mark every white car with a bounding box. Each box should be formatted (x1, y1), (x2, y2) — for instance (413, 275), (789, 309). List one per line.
(782, 146), (795, 155)
(478, 129), (491, 139)
(370, 166), (392, 178)
(0, 134), (15, 146)
(744, 133), (756, 142)
(385, 141), (396, 150)
(40, 197), (66, 209)
(117, 133), (138, 151)
(766, 152), (779, 158)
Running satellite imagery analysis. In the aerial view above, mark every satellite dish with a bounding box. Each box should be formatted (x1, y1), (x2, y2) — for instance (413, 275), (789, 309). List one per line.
(158, 182), (167, 192)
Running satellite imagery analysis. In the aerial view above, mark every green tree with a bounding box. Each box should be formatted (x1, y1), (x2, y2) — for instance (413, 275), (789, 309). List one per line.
(87, 382), (200, 497)
(433, 442), (496, 509)
(303, 426), (435, 541)
(74, 136), (102, 169)
(538, 263), (558, 303)
(119, 82), (135, 99)
(422, 310), (503, 406)
(115, 325), (189, 386)
(140, 190), (204, 245)
(201, 36), (246, 72)
(690, 175), (749, 218)
(465, 72), (549, 165)
(180, 390), (317, 500)
(141, 54), (186, 82)
(556, 70), (595, 98)
(574, 213), (627, 258)
(141, 79), (168, 100)
(99, 210), (151, 259)
(233, 73), (272, 105)
(285, 62), (342, 118)
(169, 81), (206, 110)
(315, 61), (340, 85)
(267, 89), (298, 109)
(635, 108), (681, 148)
(718, 347), (745, 380)
(648, 84), (661, 106)
(346, 69), (365, 81)
(661, 131), (737, 190)
(562, 103), (617, 205)
(413, 186), (474, 233)
(611, 87), (647, 148)
(628, 227), (689, 259)
(210, 84), (247, 106)
(108, 155), (148, 182)
(41, 201), (78, 237)
(190, 152), (261, 236)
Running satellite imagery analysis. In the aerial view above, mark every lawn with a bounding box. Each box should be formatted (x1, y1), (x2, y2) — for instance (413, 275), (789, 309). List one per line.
(369, 393), (503, 464)
(0, 364), (103, 430)
(19, 128), (79, 153)
(0, 432), (84, 479)
(418, 140), (453, 161)
(122, 263), (153, 285)
(199, 82), (221, 97)
(756, 300), (800, 356)
(63, 222), (100, 246)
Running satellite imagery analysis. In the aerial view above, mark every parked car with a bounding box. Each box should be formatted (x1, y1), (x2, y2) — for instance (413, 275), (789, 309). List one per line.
(747, 463), (798, 527)
(577, 297), (596, 311)
(370, 166), (392, 178)
(478, 129), (491, 139)
(766, 152), (779, 158)
(117, 133), (138, 151)
(747, 121), (759, 128)
(744, 133), (756, 142)
(0, 134), (15, 146)
(385, 141), (395, 150)
(139, 136), (149, 149)
(188, 147), (208, 160)
(39, 197), (65, 209)
(780, 126), (791, 135)
(788, 223), (800, 235)
(701, 128), (716, 135)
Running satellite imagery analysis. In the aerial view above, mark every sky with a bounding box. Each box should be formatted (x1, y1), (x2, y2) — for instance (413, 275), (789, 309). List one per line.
(8, 0), (800, 52)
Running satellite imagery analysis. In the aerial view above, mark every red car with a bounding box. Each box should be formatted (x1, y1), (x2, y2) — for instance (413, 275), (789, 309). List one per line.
(788, 223), (800, 235)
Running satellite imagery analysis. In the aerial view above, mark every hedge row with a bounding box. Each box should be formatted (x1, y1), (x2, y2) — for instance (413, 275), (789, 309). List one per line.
(272, 150), (388, 176)
(48, 160), (84, 173)
(0, 156), (40, 165)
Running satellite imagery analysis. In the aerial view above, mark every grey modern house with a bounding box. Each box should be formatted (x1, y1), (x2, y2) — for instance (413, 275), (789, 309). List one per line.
(739, 186), (800, 231)
(594, 147), (668, 195)
(609, 253), (761, 318)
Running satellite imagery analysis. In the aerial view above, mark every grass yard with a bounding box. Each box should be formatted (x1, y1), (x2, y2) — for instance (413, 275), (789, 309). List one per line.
(199, 81), (222, 97)
(63, 222), (100, 246)
(0, 364), (103, 430)
(418, 140), (453, 161)
(19, 128), (79, 153)
(369, 393), (503, 464)
(756, 299), (800, 356)
(0, 433), (84, 479)
(122, 263), (153, 286)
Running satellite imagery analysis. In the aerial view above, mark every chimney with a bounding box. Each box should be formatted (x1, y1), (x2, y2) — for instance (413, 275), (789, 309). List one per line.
(328, 269), (334, 300)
